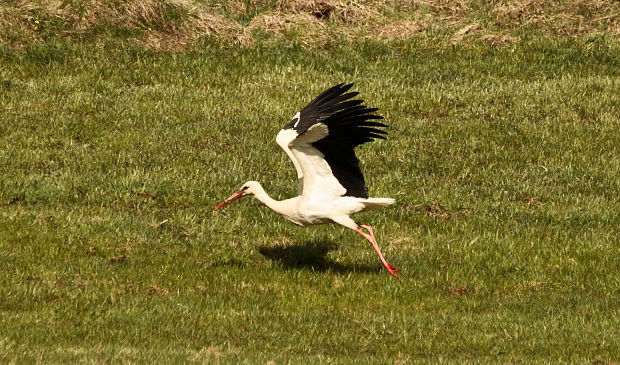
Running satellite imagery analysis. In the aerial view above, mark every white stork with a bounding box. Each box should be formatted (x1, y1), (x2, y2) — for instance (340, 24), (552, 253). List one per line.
(215, 83), (399, 277)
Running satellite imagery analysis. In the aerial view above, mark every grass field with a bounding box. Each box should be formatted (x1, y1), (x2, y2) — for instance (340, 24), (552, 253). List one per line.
(1, 0), (619, 363)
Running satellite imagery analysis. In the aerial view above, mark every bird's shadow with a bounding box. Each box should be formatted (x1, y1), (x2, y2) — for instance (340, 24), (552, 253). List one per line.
(258, 240), (381, 274)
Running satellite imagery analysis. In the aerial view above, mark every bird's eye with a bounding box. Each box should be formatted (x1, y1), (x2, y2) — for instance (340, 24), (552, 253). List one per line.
(242, 186), (249, 191)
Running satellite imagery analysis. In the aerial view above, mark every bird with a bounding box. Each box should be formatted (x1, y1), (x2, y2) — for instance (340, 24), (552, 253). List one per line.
(215, 83), (399, 277)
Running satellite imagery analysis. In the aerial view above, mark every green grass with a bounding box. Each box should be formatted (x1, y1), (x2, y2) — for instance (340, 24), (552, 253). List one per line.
(1, 3), (620, 363)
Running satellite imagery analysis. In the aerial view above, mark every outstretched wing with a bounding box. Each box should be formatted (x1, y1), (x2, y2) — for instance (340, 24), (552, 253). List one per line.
(275, 83), (387, 200)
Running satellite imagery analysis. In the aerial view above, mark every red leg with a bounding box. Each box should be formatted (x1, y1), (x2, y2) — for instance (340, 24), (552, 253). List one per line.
(354, 224), (399, 278)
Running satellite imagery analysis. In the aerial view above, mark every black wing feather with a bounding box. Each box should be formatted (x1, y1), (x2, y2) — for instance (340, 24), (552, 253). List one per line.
(285, 83), (387, 198)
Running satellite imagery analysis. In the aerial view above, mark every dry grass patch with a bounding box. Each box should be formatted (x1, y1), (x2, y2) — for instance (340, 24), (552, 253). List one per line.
(252, 0), (619, 45)
(371, 20), (425, 41)
(450, 22), (480, 43)
(276, 0), (383, 25)
(248, 11), (325, 41)
(0, 0), (618, 49)
(0, 0), (244, 49)
(137, 10), (245, 49)
(490, 0), (620, 37)
(248, 1), (389, 46)
(405, 0), (619, 42)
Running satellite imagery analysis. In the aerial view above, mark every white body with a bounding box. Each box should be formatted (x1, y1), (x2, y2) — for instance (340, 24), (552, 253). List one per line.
(243, 181), (394, 230)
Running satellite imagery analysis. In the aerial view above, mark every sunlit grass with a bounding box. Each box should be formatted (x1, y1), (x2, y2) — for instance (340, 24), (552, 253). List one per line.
(0, 17), (619, 365)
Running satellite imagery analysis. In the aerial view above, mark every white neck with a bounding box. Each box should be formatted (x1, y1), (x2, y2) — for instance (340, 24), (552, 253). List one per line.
(251, 183), (290, 216)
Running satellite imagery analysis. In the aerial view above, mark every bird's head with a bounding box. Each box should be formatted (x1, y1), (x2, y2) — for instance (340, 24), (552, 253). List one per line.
(215, 181), (260, 210)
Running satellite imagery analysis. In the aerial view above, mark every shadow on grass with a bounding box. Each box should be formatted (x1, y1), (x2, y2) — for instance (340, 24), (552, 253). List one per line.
(258, 240), (381, 274)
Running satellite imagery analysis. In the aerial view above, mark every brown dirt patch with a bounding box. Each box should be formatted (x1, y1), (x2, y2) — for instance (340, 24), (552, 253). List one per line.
(105, 255), (127, 267)
(447, 285), (469, 295)
(403, 204), (473, 219)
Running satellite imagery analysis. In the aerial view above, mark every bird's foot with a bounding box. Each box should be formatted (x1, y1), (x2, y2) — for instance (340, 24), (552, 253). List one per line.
(384, 262), (400, 278)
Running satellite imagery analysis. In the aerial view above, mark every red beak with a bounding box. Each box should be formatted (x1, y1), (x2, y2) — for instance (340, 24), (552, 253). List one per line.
(215, 190), (244, 210)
